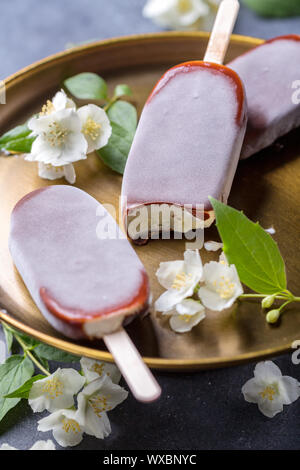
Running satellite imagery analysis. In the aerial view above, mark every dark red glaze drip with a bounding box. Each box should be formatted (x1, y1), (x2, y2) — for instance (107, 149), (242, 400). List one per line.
(146, 60), (246, 125)
(39, 271), (150, 325)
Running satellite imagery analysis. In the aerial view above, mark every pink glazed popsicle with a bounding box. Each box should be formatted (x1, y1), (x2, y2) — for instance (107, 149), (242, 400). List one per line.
(121, 0), (247, 243)
(9, 185), (161, 402)
(9, 185), (150, 340)
(229, 35), (300, 159)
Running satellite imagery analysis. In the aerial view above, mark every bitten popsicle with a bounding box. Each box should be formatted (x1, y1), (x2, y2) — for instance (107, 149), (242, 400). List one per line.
(121, 0), (247, 243)
(9, 185), (161, 402)
(229, 35), (300, 159)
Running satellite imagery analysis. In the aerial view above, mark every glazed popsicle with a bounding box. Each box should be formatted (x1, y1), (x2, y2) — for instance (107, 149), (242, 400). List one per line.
(122, 0), (247, 243)
(229, 35), (300, 159)
(9, 185), (161, 402)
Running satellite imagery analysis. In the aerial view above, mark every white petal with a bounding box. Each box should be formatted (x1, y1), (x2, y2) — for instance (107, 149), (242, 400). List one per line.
(176, 298), (205, 316)
(156, 260), (185, 290)
(83, 406), (111, 439)
(169, 310), (205, 333)
(254, 361), (282, 382)
(279, 376), (300, 405)
(257, 396), (284, 418)
(264, 227), (276, 235)
(242, 378), (261, 404)
(198, 285), (237, 311)
(183, 249), (203, 279)
(154, 289), (184, 313)
(38, 162), (65, 180)
(30, 440), (56, 450)
(52, 89), (76, 111)
(204, 241), (223, 252)
(0, 443), (17, 450)
(63, 163), (76, 184)
(80, 357), (121, 384)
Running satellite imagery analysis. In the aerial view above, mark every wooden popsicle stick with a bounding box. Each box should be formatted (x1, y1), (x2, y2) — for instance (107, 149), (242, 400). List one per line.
(204, 0), (240, 64)
(104, 328), (161, 402)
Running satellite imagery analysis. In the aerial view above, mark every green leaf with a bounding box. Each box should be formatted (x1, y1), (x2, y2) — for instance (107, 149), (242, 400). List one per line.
(241, 0), (300, 17)
(64, 72), (108, 100)
(34, 343), (79, 363)
(1, 323), (14, 353)
(0, 355), (34, 421)
(1, 136), (35, 154)
(98, 101), (137, 174)
(114, 84), (132, 98)
(0, 123), (31, 146)
(209, 197), (287, 294)
(4, 374), (46, 399)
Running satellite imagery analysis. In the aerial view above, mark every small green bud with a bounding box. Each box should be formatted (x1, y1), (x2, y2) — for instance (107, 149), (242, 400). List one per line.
(266, 309), (280, 324)
(262, 295), (276, 309)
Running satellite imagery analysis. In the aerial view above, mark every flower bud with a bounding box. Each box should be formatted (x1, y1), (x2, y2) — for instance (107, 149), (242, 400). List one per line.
(262, 295), (276, 309)
(266, 309), (280, 324)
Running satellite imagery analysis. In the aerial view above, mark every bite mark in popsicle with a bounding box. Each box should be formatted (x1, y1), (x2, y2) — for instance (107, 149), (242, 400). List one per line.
(121, 0), (247, 244)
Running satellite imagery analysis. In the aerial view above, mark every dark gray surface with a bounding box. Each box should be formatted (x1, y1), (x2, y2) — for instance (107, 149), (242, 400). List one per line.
(0, 0), (299, 451)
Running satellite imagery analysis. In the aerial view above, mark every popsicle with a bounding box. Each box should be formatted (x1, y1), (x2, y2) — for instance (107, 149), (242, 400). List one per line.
(9, 185), (161, 402)
(121, 0), (247, 243)
(229, 35), (300, 159)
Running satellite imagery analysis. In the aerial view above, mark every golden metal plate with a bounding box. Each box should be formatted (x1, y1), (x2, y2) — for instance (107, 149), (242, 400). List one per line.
(0, 32), (299, 370)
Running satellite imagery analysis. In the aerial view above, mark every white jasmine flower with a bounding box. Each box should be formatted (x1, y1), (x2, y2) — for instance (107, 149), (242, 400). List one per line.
(38, 409), (83, 448)
(27, 108), (87, 166)
(77, 104), (112, 153)
(38, 162), (76, 184)
(28, 368), (85, 413)
(155, 249), (203, 313)
(169, 298), (205, 333)
(242, 361), (300, 418)
(0, 440), (56, 450)
(77, 375), (128, 439)
(204, 240), (223, 252)
(143, 0), (211, 31)
(198, 259), (243, 311)
(80, 357), (121, 384)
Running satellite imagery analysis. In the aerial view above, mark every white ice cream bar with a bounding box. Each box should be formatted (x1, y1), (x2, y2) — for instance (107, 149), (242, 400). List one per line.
(121, 61), (247, 243)
(229, 35), (300, 159)
(9, 185), (150, 340)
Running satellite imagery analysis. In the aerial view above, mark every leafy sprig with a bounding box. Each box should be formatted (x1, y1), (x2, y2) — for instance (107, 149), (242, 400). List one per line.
(209, 197), (300, 322)
(0, 321), (79, 422)
(0, 73), (137, 174)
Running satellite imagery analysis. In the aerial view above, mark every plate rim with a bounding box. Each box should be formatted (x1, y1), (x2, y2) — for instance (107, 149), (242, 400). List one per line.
(2, 31), (290, 371)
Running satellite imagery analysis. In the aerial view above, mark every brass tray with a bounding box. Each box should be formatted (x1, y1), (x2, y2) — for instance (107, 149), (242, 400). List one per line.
(0, 32), (299, 370)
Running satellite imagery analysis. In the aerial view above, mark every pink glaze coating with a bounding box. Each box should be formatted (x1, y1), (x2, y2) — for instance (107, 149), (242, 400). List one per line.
(121, 60), (247, 219)
(229, 35), (300, 159)
(9, 186), (150, 339)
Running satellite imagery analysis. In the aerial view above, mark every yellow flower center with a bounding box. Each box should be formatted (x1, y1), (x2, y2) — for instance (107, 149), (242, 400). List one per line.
(259, 384), (278, 401)
(91, 363), (105, 376)
(45, 121), (69, 147)
(89, 394), (112, 417)
(40, 100), (55, 116)
(62, 418), (81, 434)
(213, 276), (235, 299)
(82, 117), (102, 141)
(172, 272), (192, 291)
(178, 0), (192, 14)
(41, 377), (64, 399)
(181, 314), (193, 323)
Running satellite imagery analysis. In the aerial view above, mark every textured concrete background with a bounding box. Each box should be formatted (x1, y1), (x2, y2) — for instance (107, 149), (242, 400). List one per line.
(0, 0), (299, 451)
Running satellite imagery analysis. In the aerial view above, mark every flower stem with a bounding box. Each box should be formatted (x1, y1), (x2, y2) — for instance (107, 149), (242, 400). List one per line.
(15, 334), (50, 376)
(2, 322), (50, 376)
(239, 294), (287, 300)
